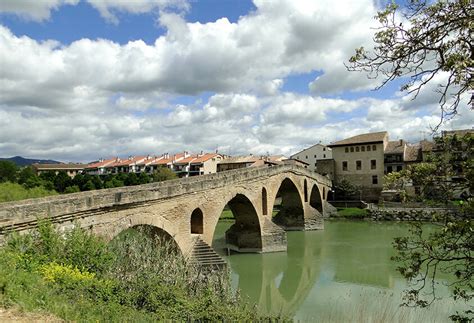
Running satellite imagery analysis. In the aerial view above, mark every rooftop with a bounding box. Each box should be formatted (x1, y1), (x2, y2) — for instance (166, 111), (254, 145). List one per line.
(32, 163), (87, 170)
(190, 153), (221, 164)
(328, 131), (388, 147)
(404, 145), (421, 162)
(384, 140), (406, 154)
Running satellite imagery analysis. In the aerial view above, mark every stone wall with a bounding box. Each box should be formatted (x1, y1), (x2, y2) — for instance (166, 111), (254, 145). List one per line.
(0, 164), (332, 254)
(367, 208), (463, 221)
(0, 164), (330, 225)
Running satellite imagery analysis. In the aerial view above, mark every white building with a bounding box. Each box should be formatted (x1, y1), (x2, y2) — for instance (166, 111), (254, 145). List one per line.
(290, 143), (332, 171)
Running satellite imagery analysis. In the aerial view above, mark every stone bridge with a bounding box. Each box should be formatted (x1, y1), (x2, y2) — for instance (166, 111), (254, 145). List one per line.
(0, 164), (332, 255)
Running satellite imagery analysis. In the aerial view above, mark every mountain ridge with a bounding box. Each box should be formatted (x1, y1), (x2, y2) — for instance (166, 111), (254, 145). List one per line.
(0, 156), (62, 166)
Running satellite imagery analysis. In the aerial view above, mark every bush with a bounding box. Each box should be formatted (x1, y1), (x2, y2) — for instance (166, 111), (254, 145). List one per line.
(1, 222), (271, 321)
(336, 207), (368, 218)
(0, 182), (57, 202)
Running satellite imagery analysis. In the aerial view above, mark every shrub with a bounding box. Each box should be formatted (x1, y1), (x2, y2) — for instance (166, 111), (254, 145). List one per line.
(0, 182), (57, 202)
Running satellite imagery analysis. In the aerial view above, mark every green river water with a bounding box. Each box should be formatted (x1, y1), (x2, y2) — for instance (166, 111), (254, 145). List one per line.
(212, 219), (466, 322)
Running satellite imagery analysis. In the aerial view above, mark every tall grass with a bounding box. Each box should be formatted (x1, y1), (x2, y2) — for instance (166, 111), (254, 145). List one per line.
(0, 182), (57, 203)
(0, 222), (274, 321)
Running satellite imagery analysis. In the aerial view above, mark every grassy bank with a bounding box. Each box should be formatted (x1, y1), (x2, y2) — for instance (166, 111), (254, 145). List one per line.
(0, 182), (57, 203)
(335, 207), (368, 219)
(0, 222), (277, 321)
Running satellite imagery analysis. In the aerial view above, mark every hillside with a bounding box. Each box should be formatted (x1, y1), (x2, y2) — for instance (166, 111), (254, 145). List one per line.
(0, 156), (61, 166)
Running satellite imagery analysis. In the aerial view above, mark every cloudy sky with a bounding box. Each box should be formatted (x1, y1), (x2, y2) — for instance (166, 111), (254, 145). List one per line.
(0, 0), (471, 162)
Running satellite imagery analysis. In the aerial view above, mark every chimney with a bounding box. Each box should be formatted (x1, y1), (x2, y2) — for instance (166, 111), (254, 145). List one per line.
(399, 139), (403, 146)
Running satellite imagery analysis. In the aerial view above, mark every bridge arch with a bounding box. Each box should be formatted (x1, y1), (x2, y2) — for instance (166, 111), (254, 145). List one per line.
(190, 208), (204, 234)
(272, 177), (305, 230)
(209, 192), (263, 253)
(109, 223), (182, 256)
(309, 184), (323, 213)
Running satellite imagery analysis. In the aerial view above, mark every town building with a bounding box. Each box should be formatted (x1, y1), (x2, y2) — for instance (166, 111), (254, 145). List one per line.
(189, 153), (224, 176)
(217, 155), (287, 172)
(327, 131), (389, 201)
(290, 143), (332, 171)
(384, 140), (407, 174)
(32, 163), (87, 178)
(84, 158), (117, 175)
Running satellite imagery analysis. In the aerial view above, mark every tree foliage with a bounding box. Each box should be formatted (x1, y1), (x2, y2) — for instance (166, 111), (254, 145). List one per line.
(334, 178), (358, 200)
(152, 167), (178, 182)
(348, 0), (473, 124)
(0, 160), (18, 183)
(392, 133), (473, 321)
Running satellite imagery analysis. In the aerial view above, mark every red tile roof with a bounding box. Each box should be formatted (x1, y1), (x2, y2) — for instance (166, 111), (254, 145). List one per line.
(190, 153), (220, 164)
(174, 155), (198, 165)
(107, 156), (147, 167)
(86, 158), (117, 169)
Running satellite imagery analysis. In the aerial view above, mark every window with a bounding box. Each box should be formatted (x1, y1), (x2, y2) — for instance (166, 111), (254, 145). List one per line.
(356, 146), (360, 152)
(372, 145), (377, 151)
(361, 146), (365, 152)
(350, 147), (354, 152)
(342, 161), (348, 171)
(323, 154), (326, 158)
(306, 155), (308, 159)
(371, 159), (376, 170)
(367, 145), (371, 151)
(397, 165), (403, 172)
(323, 148), (326, 151)
(356, 160), (362, 170)
(372, 175), (378, 185)
(314, 154), (317, 158)
(315, 163), (317, 166)
(387, 166), (393, 173)
(345, 147), (349, 153)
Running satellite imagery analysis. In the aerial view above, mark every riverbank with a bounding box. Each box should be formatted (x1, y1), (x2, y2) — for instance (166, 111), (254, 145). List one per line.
(330, 205), (468, 222)
(0, 222), (278, 322)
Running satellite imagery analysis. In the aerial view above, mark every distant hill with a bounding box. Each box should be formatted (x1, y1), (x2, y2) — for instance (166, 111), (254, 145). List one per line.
(0, 156), (61, 167)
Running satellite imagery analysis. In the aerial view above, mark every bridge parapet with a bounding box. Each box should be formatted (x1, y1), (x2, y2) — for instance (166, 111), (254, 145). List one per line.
(0, 164), (330, 227)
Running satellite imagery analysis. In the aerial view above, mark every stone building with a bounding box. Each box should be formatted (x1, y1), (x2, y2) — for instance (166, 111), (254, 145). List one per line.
(217, 155), (287, 172)
(32, 163), (87, 178)
(327, 131), (388, 201)
(290, 143), (332, 171)
(384, 140), (406, 174)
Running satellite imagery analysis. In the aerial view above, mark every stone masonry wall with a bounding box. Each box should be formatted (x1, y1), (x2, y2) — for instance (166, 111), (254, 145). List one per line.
(0, 164), (330, 226)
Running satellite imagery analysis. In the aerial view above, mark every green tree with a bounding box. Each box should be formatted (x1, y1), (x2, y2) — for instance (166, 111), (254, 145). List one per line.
(54, 171), (72, 193)
(83, 180), (96, 191)
(334, 178), (358, 200)
(64, 185), (81, 194)
(138, 172), (151, 185)
(152, 167), (177, 182)
(17, 166), (36, 185)
(392, 134), (473, 321)
(0, 160), (18, 183)
(125, 173), (138, 186)
(348, 0), (473, 124)
(91, 175), (103, 190)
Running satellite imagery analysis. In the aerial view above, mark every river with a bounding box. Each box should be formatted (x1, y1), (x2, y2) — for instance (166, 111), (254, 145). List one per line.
(212, 219), (464, 322)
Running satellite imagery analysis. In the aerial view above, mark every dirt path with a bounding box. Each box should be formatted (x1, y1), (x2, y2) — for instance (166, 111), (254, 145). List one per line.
(0, 307), (62, 322)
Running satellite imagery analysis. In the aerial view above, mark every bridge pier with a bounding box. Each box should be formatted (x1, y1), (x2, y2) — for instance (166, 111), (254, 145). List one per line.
(261, 219), (287, 253)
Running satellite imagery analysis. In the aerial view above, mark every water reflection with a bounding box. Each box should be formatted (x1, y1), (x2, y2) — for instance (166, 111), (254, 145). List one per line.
(213, 220), (457, 321)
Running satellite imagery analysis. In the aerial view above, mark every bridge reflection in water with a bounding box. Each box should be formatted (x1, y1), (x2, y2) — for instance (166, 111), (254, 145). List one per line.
(212, 220), (412, 319)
